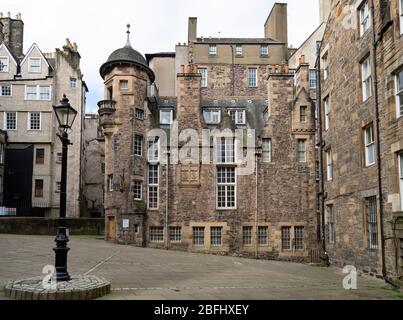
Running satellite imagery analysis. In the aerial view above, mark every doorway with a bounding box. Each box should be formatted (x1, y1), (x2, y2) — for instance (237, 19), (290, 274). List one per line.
(107, 216), (116, 241)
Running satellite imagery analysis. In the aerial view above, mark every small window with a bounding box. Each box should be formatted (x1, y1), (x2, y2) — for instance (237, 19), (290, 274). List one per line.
(248, 68), (257, 87)
(235, 45), (243, 56)
(203, 110), (221, 124)
(5, 112), (17, 130)
(0, 84), (12, 96)
(309, 70), (317, 89)
(366, 196), (378, 249)
(0, 57), (9, 72)
(361, 56), (372, 101)
(327, 205), (335, 244)
(211, 227), (223, 246)
(56, 182), (62, 193)
(108, 174), (114, 192)
(294, 227), (304, 250)
(322, 52), (329, 80)
(262, 138), (272, 162)
(209, 44), (217, 56)
(258, 226), (268, 245)
(193, 227), (205, 246)
(70, 78), (77, 88)
(150, 227), (164, 243)
(324, 98), (331, 130)
(300, 106), (307, 123)
(0, 143), (5, 164)
(36, 148), (45, 164)
(135, 108), (144, 120)
(160, 110), (173, 125)
(297, 139), (307, 163)
(395, 69), (403, 118)
(57, 153), (63, 163)
(35, 179), (44, 198)
(132, 181), (142, 200)
(101, 162), (105, 174)
(327, 149), (333, 181)
(243, 226), (253, 246)
(359, 1), (370, 36)
(364, 124), (375, 167)
(197, 68), (207, 87)
(133, 134), (143, 156)
(29, 112), (41, 130)
(260, 45), (269, 56)
(169, 227), (182, 243)
(29, 58), (41, 73)
(119, 80), (128, 91)
(281, 227), (291, 250)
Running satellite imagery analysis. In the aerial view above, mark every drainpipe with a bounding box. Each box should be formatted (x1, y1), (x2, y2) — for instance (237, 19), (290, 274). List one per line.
(370, 0), (387, 280)
(316, 41), (327, 256)
(255, 152), (259, 258)
(165, 150), (170, 250)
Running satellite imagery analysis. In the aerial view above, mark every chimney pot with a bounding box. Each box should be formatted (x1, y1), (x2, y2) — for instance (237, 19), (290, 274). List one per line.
(180, 65), (185, 73)
(284, 64), (289, 74)
(0, 12), (3, 18)
(7, 12), (10, 18)
(271, 65), (275, 74)
(194, 64), (198, 73)
(187, 64), (191, 73)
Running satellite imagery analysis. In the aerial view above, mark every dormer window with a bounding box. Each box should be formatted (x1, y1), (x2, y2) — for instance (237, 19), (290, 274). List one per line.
(203, 110), (221, 124)
(29, 58), (41, 73)
(229, 110), (246, 125)
(0, 57), (9, 72)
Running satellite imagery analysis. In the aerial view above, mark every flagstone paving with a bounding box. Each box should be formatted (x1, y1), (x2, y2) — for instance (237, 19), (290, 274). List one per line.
(0, 234), (401, 300)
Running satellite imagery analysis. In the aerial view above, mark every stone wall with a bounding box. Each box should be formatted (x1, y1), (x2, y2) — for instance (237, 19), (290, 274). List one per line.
(0, 217), (104, 235)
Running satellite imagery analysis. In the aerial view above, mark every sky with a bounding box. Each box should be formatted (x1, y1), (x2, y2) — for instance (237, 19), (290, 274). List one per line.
(2, 0), (319, 112)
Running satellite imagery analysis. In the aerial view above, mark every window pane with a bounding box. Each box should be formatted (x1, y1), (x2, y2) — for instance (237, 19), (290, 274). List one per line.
(262, 138), (272, 162)
(294, 227), (304, 250)
(1, 85), (11, 96)
(169, 227), (181, 242)
(367, 196), (378, 249)
(160, 110), (172, 125)
(150, 227), (164, 242)
(211, 227), (222, 246)
(26, 85), (37, 100)
(198, 68), (207, 87)
(258, 226), (268, 245)
(148, 138), (159, 161)
(36, 148), (45, 164)
(193, 227), (205, 246)
(30, 112), (41, 130)
(281, 227), (291, 250)
(39, 86), (50, 100)
(243, 226), (252, 245)
(0, 58), (8, 72)
(35, 179), (44, 197)
(248, 68), (257, 87)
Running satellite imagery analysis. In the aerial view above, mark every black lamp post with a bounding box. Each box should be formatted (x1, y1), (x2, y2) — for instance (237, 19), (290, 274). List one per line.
(52, 94), (77, 282)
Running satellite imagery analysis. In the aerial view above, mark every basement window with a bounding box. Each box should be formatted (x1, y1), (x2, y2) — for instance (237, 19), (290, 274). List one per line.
(193, 227), (205, 246)
(294, 227), (304, 250)
(150, 227), (164, 243)
(169, 227), (181, 243)
(258, 226), (268, 245)
(211, 227), (223, 246)
(243, 226), (253, 246)
(281, 227), (291, 250)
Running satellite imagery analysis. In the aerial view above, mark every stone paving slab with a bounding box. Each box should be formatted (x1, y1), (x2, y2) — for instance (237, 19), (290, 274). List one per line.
(0, 234), (402, 300)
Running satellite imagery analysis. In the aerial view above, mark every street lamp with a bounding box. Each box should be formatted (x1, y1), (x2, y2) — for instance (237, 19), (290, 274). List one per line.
(52, 94), (78, 282)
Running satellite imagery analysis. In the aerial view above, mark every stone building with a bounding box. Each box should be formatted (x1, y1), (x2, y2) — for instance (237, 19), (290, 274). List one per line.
(98, 4), (319, 261)
(82, 113), (105, 217)
(0, 129), (6, 207)
(319, 0), (403, 280)
(0, 13), (88, 217)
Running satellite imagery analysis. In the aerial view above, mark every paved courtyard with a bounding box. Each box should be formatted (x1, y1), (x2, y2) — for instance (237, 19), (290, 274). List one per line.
(0, 234), (401, 300)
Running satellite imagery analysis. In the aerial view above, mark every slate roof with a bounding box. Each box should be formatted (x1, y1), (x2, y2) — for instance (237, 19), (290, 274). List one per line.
(195, 37), (283, 44)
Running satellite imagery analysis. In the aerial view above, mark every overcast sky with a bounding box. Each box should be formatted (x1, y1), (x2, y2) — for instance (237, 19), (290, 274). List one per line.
(2, 0), (319, 112)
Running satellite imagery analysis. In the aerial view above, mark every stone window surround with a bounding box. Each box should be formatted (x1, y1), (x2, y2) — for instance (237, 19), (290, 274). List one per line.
(281, 225), (305, 251)
(210, 227), (223, 246)
(35, 148), (45, 165)
(192, 226), (205, 246)
(0, 84), (12, 96)
(258, 226), (269, 246)
(300, 106), (307, 123)
(242, 226), (253, 246)
(297, 139), (307, 163)
(28, 57), (42, 73)
(34, 179), (44, 198)
(0, 56), (9, 72)
(260, 45), (269, 57)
